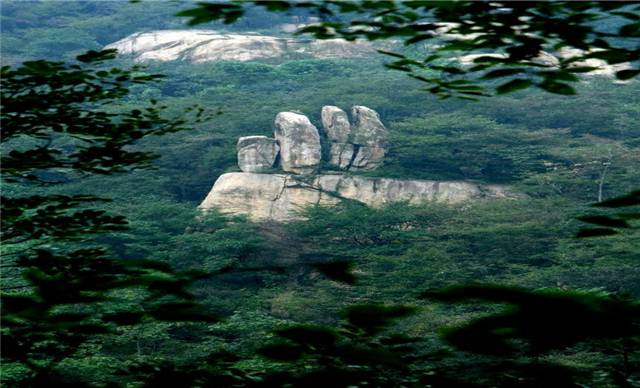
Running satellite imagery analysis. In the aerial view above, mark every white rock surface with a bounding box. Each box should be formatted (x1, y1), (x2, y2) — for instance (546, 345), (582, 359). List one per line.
(237, 136), (279, 173)
(319, 105), (388, 171)
(349, 106), (387, 170)
(351, 105), (388, 146)
(199, 172), (514, 222)
(321, 106), (351, 143)
(350, 146), (386, 170)
(274, 112), (322, 175)
(105, 30), (374, 63)
(327, 143), (355, 170)
(458, 49), (631, 78)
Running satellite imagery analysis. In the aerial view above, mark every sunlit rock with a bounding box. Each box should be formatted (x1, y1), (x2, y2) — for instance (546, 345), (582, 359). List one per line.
(319, 105), (388, 171)
(321, 106), (354, 170)
(349, 106), (387, 170)
(458, 48), (632, 79)
(351, 105), (388, 146)
(237, 136), (279, 173)
(274, 112), (322, 175)
(321, 106), (351, 143)
(105, 30), (374, 63)
(327, 143), (356, 170)
(199, 172), (516, 222)
(350, 146), (386, 170)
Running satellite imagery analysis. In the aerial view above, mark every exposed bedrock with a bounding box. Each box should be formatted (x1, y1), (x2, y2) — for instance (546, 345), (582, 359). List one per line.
(105, 30), (375, 63)
(199, 172), (514, 222)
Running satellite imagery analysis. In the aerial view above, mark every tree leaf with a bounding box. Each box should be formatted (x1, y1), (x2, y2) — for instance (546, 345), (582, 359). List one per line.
(481, 68), (526, 79)
(593, 190), (640, 208)
(496, 79), (533, 94)
(577, 215), (630, 228)
(539, 81), (576, 95)
(312, 260), (357, 284)
(575, 228), (618, 238)
(615, 69), (640, 80)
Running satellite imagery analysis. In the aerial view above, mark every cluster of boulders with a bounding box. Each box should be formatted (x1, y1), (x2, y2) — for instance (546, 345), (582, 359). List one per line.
(200, 104), (519, 221)
(236, 106), (388, 175)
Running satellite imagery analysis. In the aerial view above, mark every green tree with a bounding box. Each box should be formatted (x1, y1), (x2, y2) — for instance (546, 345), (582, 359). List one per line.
(178, 1), (640, 98)
(173, 2), (640, 385)
(0, 50), (213, 386)
(2, 2), (638, 386)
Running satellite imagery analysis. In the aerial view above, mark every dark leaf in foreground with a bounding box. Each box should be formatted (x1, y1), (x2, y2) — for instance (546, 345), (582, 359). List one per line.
(76, 49), (118, 63)
(576, 228), (619, 238)
(275, 325), (339, 347)
(148, 303), (221, 323)
(577, 215), (630, 228)
(496, 79), (533, 95)
(422, 284), (640, 355)
(593, 190), (640, 208)
(312, 260), (356, 284)
(343, 304), (416, 334)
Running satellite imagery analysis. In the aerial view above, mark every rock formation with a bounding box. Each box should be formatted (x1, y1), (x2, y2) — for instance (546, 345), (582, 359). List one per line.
(349, 106), (387, 170)
(321, 106), (351, 143)
(457, 48), (632, 80)
(274, 112), (322, 175)
(320, 105), (387, 171)
(199, 173), (512, 222)
(105, 30), (374, 63)
(237, 136), (279, 173)
(321, 106), (355, 170)
(199, 105), (516, 222)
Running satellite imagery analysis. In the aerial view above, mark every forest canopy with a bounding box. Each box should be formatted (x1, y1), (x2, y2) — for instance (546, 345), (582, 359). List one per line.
(1, 1), (639, 387)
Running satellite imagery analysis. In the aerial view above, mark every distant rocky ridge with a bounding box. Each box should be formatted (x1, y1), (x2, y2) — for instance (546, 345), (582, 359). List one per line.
(199, 106), (517, 221)
(106, 30), (629, 80)
(105, 30), (375, 63)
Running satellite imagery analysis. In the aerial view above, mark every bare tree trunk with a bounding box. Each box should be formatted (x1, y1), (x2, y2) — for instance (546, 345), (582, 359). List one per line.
(597, 150), (613, 203)
(137, 337), (142, 357)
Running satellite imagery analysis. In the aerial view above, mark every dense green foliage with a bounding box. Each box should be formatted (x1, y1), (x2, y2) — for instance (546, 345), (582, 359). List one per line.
(179, 1), (640, 98)
(1, 2), (639, 386)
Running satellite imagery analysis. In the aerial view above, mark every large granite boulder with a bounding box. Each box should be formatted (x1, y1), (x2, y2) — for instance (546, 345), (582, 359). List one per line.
(319, 105), (388, 171)
(321, 106), (355, 170)
(321, 106), (351, 143)
(199, 172), (514, 222)
(274, 112), (322, 175)
(350, 146), (386, 170)
(351, 105), (387, 146)
(350, 106), (387, 170)
(236, 136), (279, 173)
(327, 143), (356, 170)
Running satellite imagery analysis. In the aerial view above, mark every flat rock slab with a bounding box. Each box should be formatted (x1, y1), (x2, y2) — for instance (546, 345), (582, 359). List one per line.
(199, 172), (515, 222)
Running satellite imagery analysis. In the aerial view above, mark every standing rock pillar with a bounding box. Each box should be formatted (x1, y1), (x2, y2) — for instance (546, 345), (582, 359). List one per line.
(321, 106), (355, 170)
(349, 105), (387, 170)
(274, 112), (322, 175)
(320, 105), (388, 171)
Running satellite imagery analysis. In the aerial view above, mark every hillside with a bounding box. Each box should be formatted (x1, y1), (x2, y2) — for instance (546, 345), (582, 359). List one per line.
(2, 2), (639, 386)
